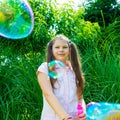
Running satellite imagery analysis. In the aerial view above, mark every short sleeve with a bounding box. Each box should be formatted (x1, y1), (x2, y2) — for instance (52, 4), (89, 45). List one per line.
(37, 62), (48, 75)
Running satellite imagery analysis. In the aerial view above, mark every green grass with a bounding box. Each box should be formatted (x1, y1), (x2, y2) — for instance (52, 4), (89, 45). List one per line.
(0, 49), (45, 120)
(83, 48), (120, 104)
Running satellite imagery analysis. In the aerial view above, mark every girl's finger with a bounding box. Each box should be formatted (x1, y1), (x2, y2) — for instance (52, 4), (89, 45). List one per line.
(78, 113), (86, 118)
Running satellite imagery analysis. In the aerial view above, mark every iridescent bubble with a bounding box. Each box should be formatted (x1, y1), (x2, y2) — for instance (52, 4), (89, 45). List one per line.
(98, 110), (120, 120)
(48, 60), (65, 79)
(86, 102), (120, 120)
(86, 102), (101, 119)
(106, 110), (120, 120)
(0, 0), (34, 39)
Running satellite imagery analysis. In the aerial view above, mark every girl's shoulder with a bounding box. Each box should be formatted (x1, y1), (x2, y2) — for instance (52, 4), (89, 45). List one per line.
(37, 62), (48, 74)
(40, 62), (47, 66)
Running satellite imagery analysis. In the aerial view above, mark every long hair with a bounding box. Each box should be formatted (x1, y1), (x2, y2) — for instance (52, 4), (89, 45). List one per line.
(46, 34), (85, 100)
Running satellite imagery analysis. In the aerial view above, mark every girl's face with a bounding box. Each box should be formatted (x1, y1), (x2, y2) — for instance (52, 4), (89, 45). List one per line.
(52, 39), (70, 64)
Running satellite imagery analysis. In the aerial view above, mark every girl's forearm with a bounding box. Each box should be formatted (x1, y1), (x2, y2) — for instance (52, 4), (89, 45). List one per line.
(44, 92), (70, 120)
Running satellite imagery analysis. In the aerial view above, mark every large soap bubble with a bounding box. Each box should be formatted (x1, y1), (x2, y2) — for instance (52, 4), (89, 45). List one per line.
(0, 0), (34, 39)
(48, 60), (66, 79)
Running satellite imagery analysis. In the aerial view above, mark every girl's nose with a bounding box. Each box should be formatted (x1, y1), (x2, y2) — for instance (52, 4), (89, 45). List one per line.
(59, 48), (64, 51)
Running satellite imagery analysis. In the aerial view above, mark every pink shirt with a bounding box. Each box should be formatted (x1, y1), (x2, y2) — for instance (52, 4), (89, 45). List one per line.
(37, 61), (78, 120)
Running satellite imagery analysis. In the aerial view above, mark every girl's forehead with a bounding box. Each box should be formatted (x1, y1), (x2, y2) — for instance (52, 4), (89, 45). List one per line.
(53, 39), (68, 45)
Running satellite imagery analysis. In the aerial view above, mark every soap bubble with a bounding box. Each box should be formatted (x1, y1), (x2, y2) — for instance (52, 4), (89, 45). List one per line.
(0, 0), (34, 39)
(48, 60), (65, 79)
(86, 102), (120, 120)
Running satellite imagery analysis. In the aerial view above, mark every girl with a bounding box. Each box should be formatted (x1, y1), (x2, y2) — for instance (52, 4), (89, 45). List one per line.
(37, 34), (86, 120)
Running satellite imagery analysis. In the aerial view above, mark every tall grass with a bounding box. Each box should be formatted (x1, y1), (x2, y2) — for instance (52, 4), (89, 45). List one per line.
(78, 20), (120, 104)
(83, 46), (120, 104)
(0, 46), (45, 120)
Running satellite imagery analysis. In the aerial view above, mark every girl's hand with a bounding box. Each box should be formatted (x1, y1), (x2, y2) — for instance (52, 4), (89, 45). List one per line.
(75, 113), (86, 120)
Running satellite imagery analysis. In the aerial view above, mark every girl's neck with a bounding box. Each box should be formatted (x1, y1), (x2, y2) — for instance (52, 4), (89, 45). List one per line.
(61, 60), (71, 67)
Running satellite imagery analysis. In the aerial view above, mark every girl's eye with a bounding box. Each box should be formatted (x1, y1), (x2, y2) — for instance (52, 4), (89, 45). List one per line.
(63, 46), (68, 49)
(55, 46), (59, 48)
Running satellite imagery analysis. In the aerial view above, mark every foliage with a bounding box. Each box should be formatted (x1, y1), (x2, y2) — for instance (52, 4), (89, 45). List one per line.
(27, 0), (55, 52)
(101, 21), (120, 54)
(51, 1), (77, 37)
(52, 3), (101, 54)
(71, 20), (101, 54)
(84, 0), (120, 27)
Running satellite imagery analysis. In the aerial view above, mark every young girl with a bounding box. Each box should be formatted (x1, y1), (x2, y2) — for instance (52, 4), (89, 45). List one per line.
(37, 34), (86, 120)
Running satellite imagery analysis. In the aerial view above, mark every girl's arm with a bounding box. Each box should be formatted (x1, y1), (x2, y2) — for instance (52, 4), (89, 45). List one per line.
(37, 72), (71, 120)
